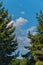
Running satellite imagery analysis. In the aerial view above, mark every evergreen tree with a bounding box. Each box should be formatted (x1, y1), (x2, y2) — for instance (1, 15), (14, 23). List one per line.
(26, 10), (43, 61)
(0, 2), (18, 65)
(9, 59), (20, 65)
(20, 58), (28, 65)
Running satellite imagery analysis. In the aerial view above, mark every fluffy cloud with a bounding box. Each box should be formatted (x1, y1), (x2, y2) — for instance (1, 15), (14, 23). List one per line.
(15, 17), (28, 26)
(26, 26), (37, 36)
(10, 17), (28, 27)
(32, 32), (37, 35)
(9, 17), (29, 46)
(17, 36), (31, 47)
(27, 26), (36, 32)
(8, 17), (31, 52)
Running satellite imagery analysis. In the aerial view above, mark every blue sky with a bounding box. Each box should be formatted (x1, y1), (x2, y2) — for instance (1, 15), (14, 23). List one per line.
(0, 0), (43, 57)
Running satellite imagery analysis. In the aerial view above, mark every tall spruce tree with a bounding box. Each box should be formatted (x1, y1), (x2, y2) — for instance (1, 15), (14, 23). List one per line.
(26, 10), (43, 61)
(0, 2), (18, 65)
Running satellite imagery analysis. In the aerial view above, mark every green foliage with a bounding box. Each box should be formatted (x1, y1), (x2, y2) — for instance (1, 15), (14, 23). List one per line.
(36, 10), (43, 33)
(20, 58), (28, 65)
(9, 59), (20, 65)
(9, 58), (31, 65)
(26, 10), (43, 61)
(35, 60), (43, 65)
(20, 58), (32, 65)
(0, 2), (18, 65)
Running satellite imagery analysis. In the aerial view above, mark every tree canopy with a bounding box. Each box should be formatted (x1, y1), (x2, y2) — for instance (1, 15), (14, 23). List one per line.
(0, 2), (18, 65)
(26, 10), (43, 61)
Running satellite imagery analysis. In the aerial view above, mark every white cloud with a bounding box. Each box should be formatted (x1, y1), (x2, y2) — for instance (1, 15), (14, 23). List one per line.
(8, 17), (28, 29)
(20, 11), (25, 14)
(15, 17), (28, 26)
(11, 17), (28, 27)
(8, 17), (30, 50)
(23, 37), (31, 46)
(26, 26), (37, 36)
(32, 32), (37, 35)
(17, 36), (31, 47)
(27, 26), (36, 33)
